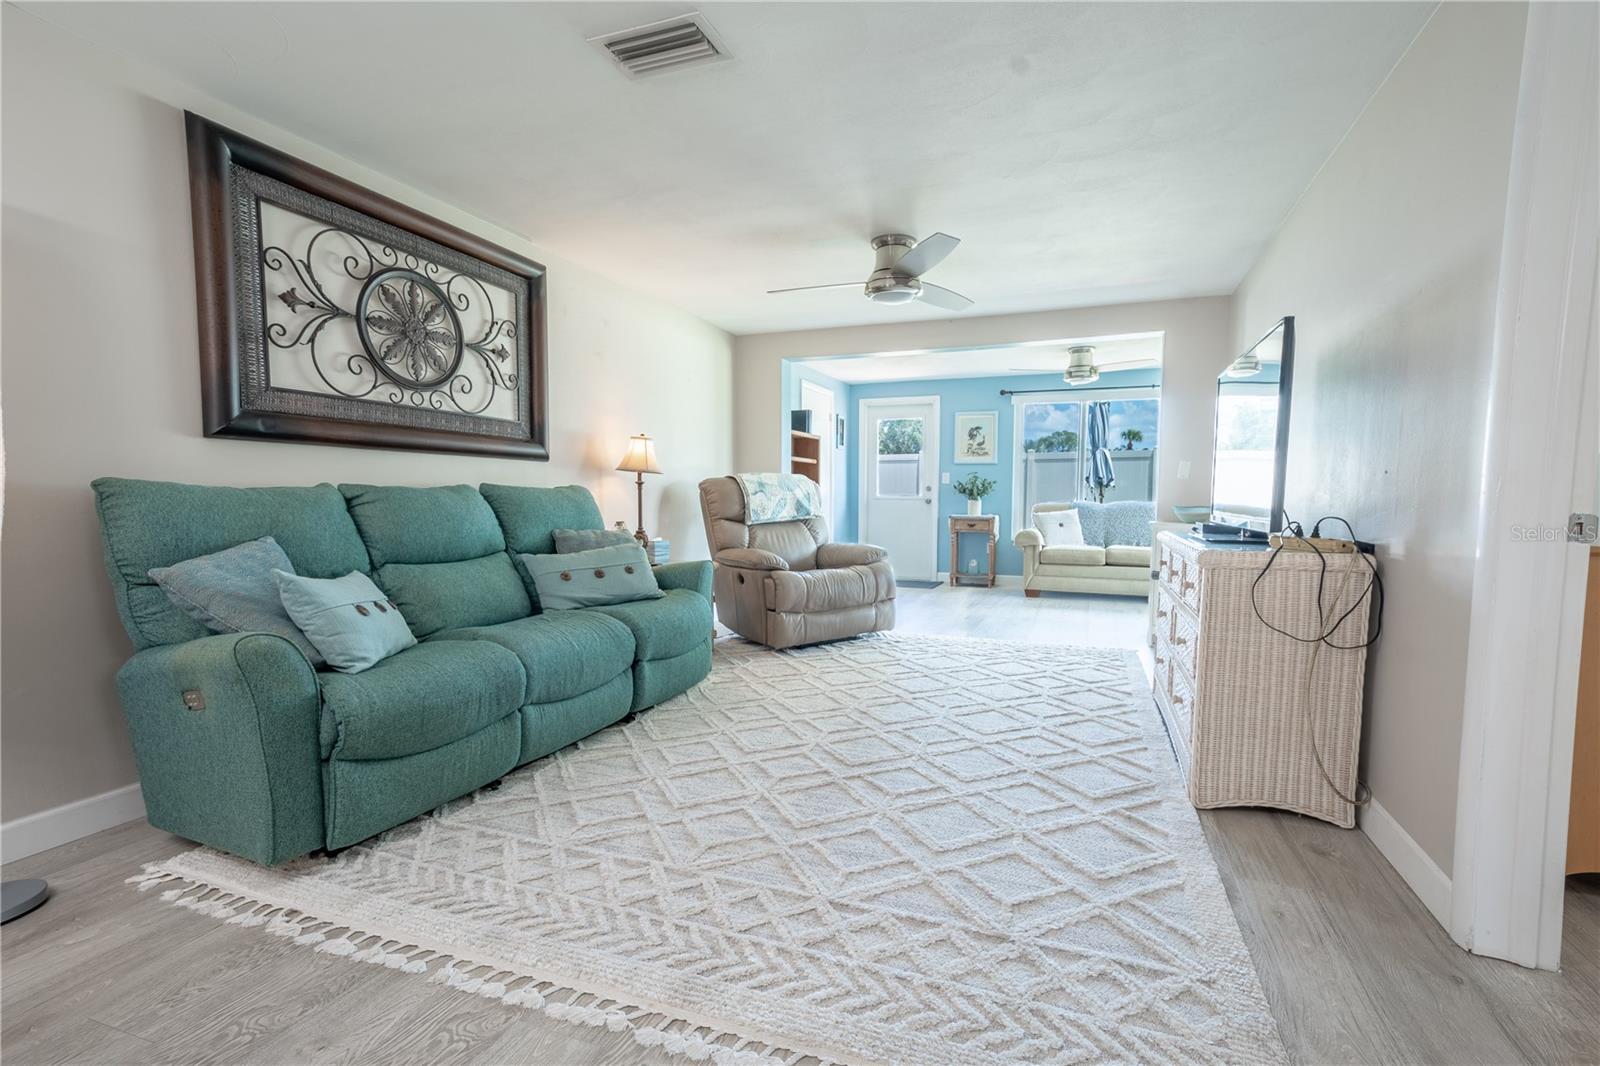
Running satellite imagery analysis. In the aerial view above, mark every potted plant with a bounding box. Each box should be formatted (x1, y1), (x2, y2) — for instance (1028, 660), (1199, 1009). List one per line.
(953, 473), (996, 516)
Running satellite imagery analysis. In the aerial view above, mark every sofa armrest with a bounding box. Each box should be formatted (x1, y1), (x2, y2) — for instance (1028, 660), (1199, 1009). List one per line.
(1014, 527), (1043, 549)
(815, 542), (887, 568)
(115, 632), (324, 865)
(715, 548), (790, 571)
(654, 560), (712, 603)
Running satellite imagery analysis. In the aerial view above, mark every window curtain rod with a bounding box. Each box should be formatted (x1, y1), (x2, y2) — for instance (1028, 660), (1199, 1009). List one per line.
(998, 384), (1161, 396)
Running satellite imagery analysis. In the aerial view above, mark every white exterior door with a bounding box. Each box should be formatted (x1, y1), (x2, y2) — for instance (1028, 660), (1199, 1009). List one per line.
(860, 397), (939, 582)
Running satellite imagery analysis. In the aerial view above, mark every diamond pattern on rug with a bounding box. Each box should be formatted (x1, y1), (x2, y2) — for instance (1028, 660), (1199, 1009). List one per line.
(151, 633), (1285, 1065)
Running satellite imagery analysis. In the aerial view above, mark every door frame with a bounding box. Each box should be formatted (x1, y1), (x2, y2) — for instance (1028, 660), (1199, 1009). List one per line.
(1452, 0), (1598, 971)
(858, 395), (941, 582)
(799, 379), (837, 532)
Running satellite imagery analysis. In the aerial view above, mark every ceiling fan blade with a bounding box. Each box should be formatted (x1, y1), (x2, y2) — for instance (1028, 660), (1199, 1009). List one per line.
(919, 282), (974, 311)
(766, 282), (861, 294)
(892, 232), (960, 277)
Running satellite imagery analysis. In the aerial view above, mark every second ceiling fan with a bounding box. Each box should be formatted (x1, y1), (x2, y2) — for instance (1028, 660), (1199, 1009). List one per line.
(767, 233), (975, 311)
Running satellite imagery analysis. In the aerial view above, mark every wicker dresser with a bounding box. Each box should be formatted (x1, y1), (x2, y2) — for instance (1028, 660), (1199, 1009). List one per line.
(1151, 531), (1374, 827)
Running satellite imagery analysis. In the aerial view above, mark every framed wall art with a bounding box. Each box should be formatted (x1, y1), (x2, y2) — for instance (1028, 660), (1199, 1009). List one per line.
(953, 411), (998, 464)
(187, 113), (548, 459)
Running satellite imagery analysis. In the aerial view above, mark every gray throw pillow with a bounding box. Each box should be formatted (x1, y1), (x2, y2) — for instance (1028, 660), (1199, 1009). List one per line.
(519, 543), (664, 609)
(148, 536), (323, 665)
(552, 528), (638, 553)
(273, 570), (416, 673)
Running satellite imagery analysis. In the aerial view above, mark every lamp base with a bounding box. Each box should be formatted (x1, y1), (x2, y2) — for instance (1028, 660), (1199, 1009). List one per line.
(633, 528), (649, 547)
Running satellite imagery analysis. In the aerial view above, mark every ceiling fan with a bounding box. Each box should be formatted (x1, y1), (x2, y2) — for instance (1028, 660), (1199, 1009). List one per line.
(1007, 344), (1155, 385)
(767, 233), (974, 311)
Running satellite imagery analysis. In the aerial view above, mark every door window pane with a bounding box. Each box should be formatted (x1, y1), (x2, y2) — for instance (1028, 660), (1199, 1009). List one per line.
(876, 418), (923, 498)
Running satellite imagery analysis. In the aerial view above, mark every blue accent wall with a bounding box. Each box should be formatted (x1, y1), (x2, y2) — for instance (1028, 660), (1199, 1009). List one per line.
(785, 363), (1160, 576)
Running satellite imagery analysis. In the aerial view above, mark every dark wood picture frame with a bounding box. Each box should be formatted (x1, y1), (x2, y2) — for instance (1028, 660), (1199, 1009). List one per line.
(186, 112), (549, 459)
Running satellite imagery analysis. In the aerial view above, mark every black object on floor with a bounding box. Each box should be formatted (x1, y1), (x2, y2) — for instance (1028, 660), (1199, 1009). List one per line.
(897, 580), (942, 589)
(1, 879), (50, 923)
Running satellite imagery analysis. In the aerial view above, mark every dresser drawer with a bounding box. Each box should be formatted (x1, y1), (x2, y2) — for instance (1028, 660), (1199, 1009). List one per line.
(1174, 554), (1202, 612)
(950, 516), (996, 534)
(1153, 587), (1179, 644)
(1169, 599), (1199, 678)
(1166, 652), (1195, 737)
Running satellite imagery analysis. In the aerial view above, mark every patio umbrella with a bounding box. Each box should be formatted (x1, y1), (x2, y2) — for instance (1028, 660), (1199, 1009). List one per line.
(1085, 401), (1116, 503)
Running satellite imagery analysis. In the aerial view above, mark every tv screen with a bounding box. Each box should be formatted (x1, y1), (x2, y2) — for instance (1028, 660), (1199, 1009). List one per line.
(1211, 317), (1294, 533)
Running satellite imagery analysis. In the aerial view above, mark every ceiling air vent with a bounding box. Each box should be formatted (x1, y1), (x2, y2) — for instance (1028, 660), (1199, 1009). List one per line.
(591, 13), (729, 78)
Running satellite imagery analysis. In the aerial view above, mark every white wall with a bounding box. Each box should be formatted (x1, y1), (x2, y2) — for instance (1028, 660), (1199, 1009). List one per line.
(734, 297), (1234, 522)
(1232, 3), (1528, 873)
(0, 9), (733, 829)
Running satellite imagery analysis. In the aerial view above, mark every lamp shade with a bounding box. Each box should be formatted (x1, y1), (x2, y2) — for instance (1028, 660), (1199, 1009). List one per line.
(616, 434), (662, 475)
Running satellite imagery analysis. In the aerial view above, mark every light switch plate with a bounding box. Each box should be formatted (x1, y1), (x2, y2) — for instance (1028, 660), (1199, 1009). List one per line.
(941, 472), (950, 484)
(1176, 460), (1191, 479)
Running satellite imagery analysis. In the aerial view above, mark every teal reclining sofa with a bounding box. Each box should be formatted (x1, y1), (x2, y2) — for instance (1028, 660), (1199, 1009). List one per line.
(92, 478), (713, 866)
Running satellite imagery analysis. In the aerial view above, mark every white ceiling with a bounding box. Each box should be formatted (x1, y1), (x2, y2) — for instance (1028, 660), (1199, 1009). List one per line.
(25, 2), (1433, 335)
(806, 333), (1163, 384)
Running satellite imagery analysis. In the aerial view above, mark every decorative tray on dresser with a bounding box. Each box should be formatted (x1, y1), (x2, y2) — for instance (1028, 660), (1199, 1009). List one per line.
(1151, 530), (1374, 827)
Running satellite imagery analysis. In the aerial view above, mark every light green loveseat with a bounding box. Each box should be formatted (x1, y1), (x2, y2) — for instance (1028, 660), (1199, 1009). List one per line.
(92, 479), (713, 865)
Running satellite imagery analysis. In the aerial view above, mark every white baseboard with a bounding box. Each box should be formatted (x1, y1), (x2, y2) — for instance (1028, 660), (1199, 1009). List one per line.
(1358, 796), (1453, 929)
(934, 572), (1025, 589)
(1, 783), (145, 864)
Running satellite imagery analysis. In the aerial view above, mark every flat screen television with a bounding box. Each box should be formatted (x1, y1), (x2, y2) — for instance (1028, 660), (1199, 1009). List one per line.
(1210, 316), (1294, 534)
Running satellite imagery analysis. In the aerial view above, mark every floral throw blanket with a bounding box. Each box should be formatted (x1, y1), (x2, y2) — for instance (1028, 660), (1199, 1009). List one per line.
(736, 472), (823, 524)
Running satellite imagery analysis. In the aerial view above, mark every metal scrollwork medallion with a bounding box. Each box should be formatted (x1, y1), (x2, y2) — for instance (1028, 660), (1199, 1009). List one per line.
(189, 114), (547, 460)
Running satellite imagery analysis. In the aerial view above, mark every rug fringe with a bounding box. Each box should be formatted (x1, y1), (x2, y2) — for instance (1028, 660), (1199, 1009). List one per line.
(128, 863), (834, 1066)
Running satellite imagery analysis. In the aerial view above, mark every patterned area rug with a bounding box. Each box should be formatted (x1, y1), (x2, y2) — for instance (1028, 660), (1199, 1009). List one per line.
(135, 634), (1284, 1065)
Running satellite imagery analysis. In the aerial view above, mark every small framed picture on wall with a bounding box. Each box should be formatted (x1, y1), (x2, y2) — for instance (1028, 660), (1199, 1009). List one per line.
(954, 411), (998, 463)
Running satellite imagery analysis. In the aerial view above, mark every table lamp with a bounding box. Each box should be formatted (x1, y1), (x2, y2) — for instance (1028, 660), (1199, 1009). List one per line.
(615, 433), (662, 546)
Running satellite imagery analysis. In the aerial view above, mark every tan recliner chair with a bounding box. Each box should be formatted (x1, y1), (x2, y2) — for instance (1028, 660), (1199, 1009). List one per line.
(698, 476), (895, 649)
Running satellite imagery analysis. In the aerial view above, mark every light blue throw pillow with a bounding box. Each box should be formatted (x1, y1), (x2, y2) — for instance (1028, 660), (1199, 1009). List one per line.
(519, 543), (663, 610)
(552, 527), (637, 553)
(148, 536), (323, 666)
(273, 570), (417, 673)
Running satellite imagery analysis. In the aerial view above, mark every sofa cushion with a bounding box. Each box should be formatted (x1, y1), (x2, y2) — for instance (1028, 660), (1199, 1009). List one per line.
(275, 570), (417, 673)
(148, 536), (323, 665)
(340, 485), (531, 638)
(1104, 544), (1152, 567)
(93, 479), (370, 649)
(377, 555), (530, 639)
(318, 639), (525, 760)
(1102, 501), (1156, 548)
(1034, 506), (1085, 547)
(591, 588), (713, 661)
(480, 484), (605, 557)
(552, 528), (636, 553)
(340, 484), (505, 567)
(521, 544), (664, 610)
(432, 610), (635, 705)
(1039, 545), (1107, 566)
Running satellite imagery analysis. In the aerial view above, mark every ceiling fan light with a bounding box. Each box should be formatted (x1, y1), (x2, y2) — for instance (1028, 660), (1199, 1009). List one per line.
(1063, 345), (1100, 385)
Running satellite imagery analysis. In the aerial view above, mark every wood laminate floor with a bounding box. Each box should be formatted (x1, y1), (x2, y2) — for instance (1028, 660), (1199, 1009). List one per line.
(4, 584), (1597, 1065)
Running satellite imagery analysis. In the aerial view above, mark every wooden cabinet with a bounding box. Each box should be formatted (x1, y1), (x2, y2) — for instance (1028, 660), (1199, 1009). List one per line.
(789, 430), (820, 484)
(1152, 531), (1374, 827)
